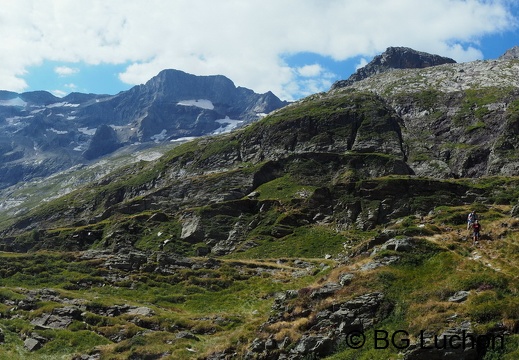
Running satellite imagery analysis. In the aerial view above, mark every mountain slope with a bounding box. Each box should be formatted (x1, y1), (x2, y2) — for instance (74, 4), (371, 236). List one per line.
(0, 47), (519, 359)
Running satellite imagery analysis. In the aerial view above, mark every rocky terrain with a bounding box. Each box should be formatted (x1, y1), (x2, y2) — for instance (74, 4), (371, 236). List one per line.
(0, 47), (519, 359)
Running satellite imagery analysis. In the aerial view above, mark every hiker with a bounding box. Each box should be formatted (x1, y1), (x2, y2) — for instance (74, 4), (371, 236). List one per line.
(467, 210), (478, 230)
(472, 220), (481, 245)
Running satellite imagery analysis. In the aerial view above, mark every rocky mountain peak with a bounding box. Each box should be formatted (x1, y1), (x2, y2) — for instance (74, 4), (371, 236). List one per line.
(332, 46), (456, 89)
(0, 69), (289, 190)
(144, 69), (237, 101)
(499, 45), (519, 60)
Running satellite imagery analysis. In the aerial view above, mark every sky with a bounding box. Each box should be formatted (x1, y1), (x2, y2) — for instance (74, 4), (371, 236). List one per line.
(1, 0), (519, 101)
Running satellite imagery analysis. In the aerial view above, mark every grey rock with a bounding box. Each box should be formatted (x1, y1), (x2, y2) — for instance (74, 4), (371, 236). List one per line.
(126, 306), (154, 317)
(292, 335), (333, 356)
(31, 306), (82, 329)
(249, 337), (265, 353)
(104, 250), (148, 271)
(223, 216), (249, 243)
(339, 273), (354, 286)
(360, 256), (400, 271)
(24, 337), (42, 352)
(176, 331), (200, 341)
(310, 282), (341, 299)
(180, 213), (204, 243)
(293, 259), (312, 268)
(156, 253), (193, 269)
(381, 237), (414, 252)
(308, 292), (386, 341)
(448, 291), (470, 303)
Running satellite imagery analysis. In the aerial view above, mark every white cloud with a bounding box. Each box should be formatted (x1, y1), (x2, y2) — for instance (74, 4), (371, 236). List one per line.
(296, 64), (324, 78)
(355, 58), (369, 71)
(54, 66), (79, 77)
(0, 0), (516, 99)
(51, 89), (67, 97)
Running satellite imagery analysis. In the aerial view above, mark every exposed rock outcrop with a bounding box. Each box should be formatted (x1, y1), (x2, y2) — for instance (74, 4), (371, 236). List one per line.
(499, 45), (519, 60)
(332, 46), (456, 89)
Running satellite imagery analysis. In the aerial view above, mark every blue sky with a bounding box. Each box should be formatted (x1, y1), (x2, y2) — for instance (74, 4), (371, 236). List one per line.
(1, 0), (519, 101)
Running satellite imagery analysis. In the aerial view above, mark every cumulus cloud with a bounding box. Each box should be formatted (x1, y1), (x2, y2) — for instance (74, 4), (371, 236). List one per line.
(0, 0), (516, 99)
(54, 66), (79, 77)
(51, 89), (67, 97)
(355, 58), (369, 71)
(296, 64), (325, 78)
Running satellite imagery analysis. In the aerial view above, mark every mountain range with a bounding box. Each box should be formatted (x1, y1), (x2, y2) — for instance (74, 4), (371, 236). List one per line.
(1, 46), (519, 359)
(0, 69), (288, 189)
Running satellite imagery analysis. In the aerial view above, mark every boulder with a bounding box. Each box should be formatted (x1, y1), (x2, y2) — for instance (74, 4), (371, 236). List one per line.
(292, 335), (333, 357)
(104, 250), (148, 271)
(448, 291), (470, 303)
(176, 331), (200, 341)
(126, 306), (154, 317)
(310, 282), (341, 299)
(381, 237), (414, 252)
(31, 306), (82, 329)
(180, 213), (204, 243)
(339, 273), (354, 286)
(24, 337), (42, 352)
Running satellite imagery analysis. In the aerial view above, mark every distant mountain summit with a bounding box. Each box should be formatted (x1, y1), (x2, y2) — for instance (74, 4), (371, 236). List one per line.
(499, 45), (519, 60)
(0, 69), (289, 189)
(331, 46), (456, 89)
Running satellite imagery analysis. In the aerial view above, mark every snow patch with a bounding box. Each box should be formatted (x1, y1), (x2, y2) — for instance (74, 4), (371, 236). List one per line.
(0, 97), (27, 107)
(73, 142), (88, 151)
(177, 99), (214, 110)
(47, 102), (80, 108)
(170, 136), (197, 142)
(78, 127), (97, 135)
(6, 115), (33, 125)
(110, 125), (126, 131)
(212, 117), (244, 134)
(151, 129), (167, 143)
(48, 128), (68, 134)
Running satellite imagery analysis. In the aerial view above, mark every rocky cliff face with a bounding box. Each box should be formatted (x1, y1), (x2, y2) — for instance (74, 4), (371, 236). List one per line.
(337, 54), (519, 178)
(332, 46), (456, 89)
(0, 70), (288, 189)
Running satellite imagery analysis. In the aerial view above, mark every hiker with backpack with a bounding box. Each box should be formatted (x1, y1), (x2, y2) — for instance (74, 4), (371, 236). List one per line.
(472, 219), (481, 245)
(467, 210), (478, 230)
